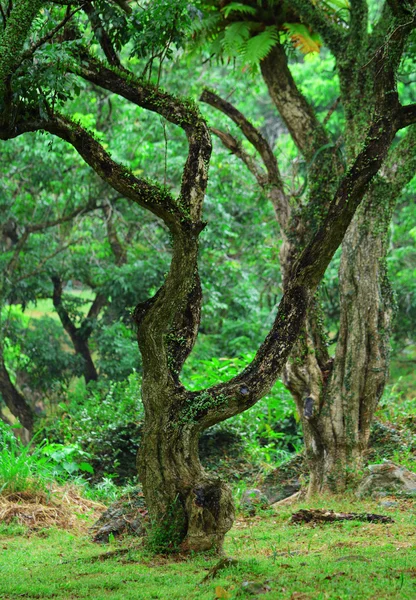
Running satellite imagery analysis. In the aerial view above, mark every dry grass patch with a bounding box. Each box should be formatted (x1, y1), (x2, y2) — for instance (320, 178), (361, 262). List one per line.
(0, 484), (106, 532)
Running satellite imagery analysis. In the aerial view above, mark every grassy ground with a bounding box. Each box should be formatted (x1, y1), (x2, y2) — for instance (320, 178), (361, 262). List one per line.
(0, 496), (414, 600)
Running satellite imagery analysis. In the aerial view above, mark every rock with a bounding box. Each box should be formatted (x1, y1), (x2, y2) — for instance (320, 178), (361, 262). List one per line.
(91, 486), (147, 543)
(240, 489), (269, 514)
(259, 454), (306, 503)
(379, 501), (399, 508)
(241, 581), (272, 595)
(356, 461), (416, 498)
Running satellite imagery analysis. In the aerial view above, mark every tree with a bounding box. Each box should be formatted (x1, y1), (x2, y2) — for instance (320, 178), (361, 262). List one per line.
(0, 0), (415, 551)
(197, 0), (416, 493)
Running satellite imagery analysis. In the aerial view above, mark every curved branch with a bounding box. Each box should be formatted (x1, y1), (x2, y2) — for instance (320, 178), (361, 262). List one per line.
(200, 88), (283, 187)
(75, 54), (211, 221)
(200, 88), (290, 229)
(210, 127), (268, 187)
(0, 111), (185, 231)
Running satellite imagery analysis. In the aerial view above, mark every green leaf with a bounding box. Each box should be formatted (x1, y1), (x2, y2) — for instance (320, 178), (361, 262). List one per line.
(78, 461), (94, 474)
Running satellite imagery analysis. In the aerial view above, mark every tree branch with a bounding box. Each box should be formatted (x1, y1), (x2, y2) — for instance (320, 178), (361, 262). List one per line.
(200, 88), (283, 188)
(75, 54), (211, 222)
(194, 106), (403, 429)
(210, 127), (268, 188)
(398, 103), (416, 129)
(83, 2), (122, 68)
(19, 5), (81, 64)
(0, 111), (185, 231)
(200, 88), (290, 229)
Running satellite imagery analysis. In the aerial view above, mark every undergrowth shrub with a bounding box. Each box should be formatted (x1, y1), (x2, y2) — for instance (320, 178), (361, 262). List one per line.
(38, 372), (143, 484)
(0, 422), (54, 494)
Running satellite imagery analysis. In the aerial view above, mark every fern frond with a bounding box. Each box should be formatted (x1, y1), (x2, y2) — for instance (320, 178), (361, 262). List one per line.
(222, 21), (252, 57)
(283, 23), (322, 54)
(222, 2), (257, 18)
(242, 26), (279, 65)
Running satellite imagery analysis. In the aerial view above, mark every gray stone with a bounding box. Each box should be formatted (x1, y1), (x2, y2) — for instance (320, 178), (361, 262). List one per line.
(356, 461), (416, 498)
(240, 488), (269, 513)
(91, 486), (147, 543)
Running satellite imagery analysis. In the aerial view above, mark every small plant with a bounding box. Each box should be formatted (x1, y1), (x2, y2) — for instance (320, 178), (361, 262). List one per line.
(0, 422), (55, 495)
(145, 496), (185, 554)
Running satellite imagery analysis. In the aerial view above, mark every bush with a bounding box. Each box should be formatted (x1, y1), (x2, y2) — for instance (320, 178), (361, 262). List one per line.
(39, 373), (143, 484)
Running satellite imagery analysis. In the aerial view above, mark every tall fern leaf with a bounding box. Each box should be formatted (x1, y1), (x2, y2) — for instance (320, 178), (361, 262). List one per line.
(243, 26), (279, 64)
(222, 2), (257, 18)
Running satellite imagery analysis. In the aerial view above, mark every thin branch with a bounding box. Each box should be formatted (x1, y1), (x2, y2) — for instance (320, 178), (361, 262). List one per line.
(83, 2), (122, 68)
(322, 97), (340, 126)
(19, 6), (82, 64)
(210, 127), (268, 188)
(200, 89), (283, 188)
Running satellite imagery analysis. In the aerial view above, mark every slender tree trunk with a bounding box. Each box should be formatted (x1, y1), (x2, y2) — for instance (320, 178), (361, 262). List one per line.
(52, 276), (100, 384)
(284, 179), (399, 494)
(0, 353), (33, 440)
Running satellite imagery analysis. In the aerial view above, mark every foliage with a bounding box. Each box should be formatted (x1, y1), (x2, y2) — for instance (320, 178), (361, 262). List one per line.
(0, 421), (96, 494)
(39, 375), (143, 483)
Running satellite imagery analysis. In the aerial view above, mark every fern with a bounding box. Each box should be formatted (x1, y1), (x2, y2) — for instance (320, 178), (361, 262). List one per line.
(242, 26), (279, 65)
(222, 21), (252, 57)
(222, 2), (257, 18)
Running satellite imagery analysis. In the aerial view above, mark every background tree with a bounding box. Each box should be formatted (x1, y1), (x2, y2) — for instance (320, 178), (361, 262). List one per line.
(195, 0), (416, 493)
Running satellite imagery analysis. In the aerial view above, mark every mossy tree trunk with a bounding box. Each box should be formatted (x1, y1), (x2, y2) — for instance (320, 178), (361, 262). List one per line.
(1, 0), (415, 550)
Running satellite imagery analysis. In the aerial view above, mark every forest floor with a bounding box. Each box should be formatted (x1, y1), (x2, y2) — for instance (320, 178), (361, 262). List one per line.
(0, 495), (414, 600)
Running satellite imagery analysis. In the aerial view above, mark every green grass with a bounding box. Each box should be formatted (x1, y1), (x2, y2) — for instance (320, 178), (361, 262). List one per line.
(0, 497), (414, 599)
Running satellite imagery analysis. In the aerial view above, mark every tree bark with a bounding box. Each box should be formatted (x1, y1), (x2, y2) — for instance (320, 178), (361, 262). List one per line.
(204, 13), (416, 495)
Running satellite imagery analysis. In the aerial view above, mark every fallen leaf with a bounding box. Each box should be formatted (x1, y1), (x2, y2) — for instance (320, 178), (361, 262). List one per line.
(215, 586), (232, 599)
